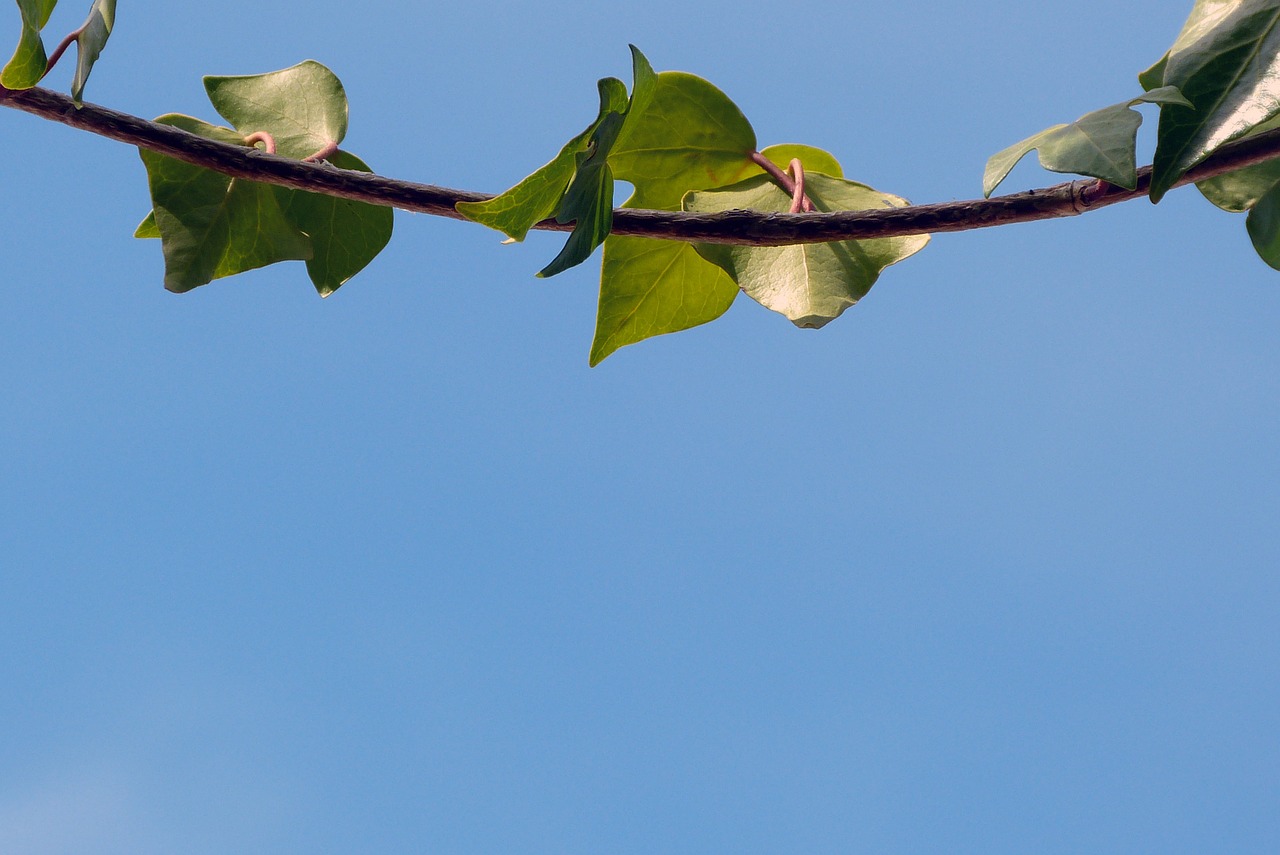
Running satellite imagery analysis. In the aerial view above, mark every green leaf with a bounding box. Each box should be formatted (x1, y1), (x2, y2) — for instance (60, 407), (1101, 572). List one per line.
(1195, 114), (1280, 210)
(2, 0), (57, 89)
(758, 143), (845, 178)
(1150, 1), (1280, 203)
(134, 210), (160, 238)
(685, 173), (929, 329)
(455, 77), (628, 242)
(536, 47), (658, 277)
(607, 71), (758, 208)
(589, 237), (739, 367)
(588, 70), (758, 363)
(70, 0), (113, 105)
(537, 111), (624, 278)
(204, 60), (348, 159)
(984, 87), (1191, 197)
(1246, 179), (1280, 267)
(138, 114), (312, 292)
(278, 150), (393, 296)
(1139, 52), (1169, 91)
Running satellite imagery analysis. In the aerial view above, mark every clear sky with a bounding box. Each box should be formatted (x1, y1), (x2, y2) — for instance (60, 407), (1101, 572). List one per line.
(2, 2), (1278, 853)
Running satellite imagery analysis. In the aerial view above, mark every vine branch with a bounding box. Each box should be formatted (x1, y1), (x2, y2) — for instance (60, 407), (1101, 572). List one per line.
(5, 84), (1280, 247)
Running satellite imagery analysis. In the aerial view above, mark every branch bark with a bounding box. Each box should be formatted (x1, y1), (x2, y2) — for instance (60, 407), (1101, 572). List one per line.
(6, 84), (1280, 247)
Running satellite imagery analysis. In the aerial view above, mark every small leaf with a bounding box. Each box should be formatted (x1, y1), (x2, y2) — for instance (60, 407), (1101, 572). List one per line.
(138, 114), (311, 292)
(70, 0), (113, 104)
(589, 236), (738, 366)
(537, 47), (658, 277)
(278, 150), (393, 296)
(984, 87), (1191, 197)
(1246, 179), (1280, 267)
(758, 143), (845, 178)
(204, 60), (348, 159)
(685, 173), (929, 329)
(537, 111), (624, 278)
(2, 0), (57, 89)
(1150, 1), (1280, 202)
(134, 210), (160, 238)
(456, 77), (628, 241)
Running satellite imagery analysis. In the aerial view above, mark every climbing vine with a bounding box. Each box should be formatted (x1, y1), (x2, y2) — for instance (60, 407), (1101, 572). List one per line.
(4, 1), (1280, 364)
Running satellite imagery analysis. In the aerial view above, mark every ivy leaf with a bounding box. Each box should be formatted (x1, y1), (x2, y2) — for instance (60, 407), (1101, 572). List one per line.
(984, 87), (1191, 197)
(134, 210), (160, 238)
(685, 173), (929, 329)
(1246, 179), (1280, 267)
(2, 0), (57, 89)
(138, 114), (312, 292)
(757, 143), (845, 178)
(69, 0), (113, 104)
(455, 77), (629, 242)
(277, 150), (393, 296)
(588, 71), (758, 364)
(536, 46), (656, 277)
(1150, 0), (1280, 203)
(204, 60), (348, 159)
(607, 70), (758, 208)
(1139, 52), (1170, 91)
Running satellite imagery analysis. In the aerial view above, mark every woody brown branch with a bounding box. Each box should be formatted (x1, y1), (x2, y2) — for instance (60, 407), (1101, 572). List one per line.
(5, 84), (1280, 247)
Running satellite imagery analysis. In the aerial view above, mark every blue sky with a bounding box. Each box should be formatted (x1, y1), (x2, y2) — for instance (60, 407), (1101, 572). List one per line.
(2, 2), (1278, 853)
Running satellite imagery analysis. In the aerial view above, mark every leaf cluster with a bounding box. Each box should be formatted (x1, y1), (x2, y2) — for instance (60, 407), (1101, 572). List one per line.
(7, 2), (1280, 364)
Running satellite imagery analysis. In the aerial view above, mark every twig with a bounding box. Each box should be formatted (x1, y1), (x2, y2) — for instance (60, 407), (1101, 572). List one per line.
(5, 85), (1280, 247)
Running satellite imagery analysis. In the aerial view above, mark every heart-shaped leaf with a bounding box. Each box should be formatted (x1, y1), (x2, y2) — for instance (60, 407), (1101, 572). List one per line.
(984, 87), (1190, 197)
(276, 150), (394, 296)
(1150, 0), (1280, 202)
(685, 173), (929, 328)
(2, 0), (57, 89)
(138, 114), (312, 292)
(204, 60), (348, 160)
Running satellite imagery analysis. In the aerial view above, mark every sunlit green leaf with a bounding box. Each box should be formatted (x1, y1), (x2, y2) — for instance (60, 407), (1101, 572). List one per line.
(588, 70), (758, 363)
(204, 60), (348, 159)
(138, 114), (311, 292)
(277, 150), (393, 296)
(1150, 0), (1280, 202)
(758, 143), (845, 178)
(134, 210), (160, 238)
(70, 0), (113, 105)
(589, 236), (738, 367)
(2, 0), (57, 89)
(607, 71), (758, 208)
(984, 87), (1191, 197)
(686, 173), (929, 328)
(455, 77), (628, 242)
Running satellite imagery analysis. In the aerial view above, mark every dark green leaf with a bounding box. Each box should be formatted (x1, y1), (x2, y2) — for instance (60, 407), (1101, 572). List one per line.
(2, 0), (57, 89)
(685, 173), (929, 328)
(204, 60), (348, 159)
(984, 87), (1191, 197)
(537, 112), (623, 278)
(70, 0), (113, 104)
(1150, 1), (1280, 202)
(138, 114), (311, 292)
(455, 77), (628, 241)
(278, 150), (393, 296)
(1246, 179), (1280, 267)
